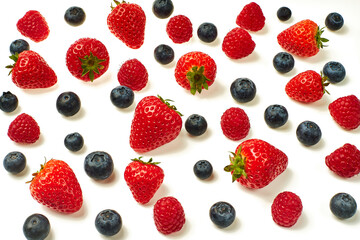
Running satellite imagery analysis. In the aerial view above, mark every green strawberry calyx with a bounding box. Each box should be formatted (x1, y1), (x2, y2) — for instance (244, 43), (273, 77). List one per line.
(79, 52), (106, 82)
(224, 147), (247, 182)
(315, 26), (329, 49)
(186, 66), (213, 95)
(131, 156), (160, 165)
(110, 0), (126, 10)
(157, 95), (183, 116)
(26, 158), (47, 183)
(5, 53), (20, 75)
(320, 71), (330, 95)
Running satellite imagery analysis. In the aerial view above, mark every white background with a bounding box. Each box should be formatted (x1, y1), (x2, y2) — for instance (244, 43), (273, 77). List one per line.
(1, 0), (360, 239)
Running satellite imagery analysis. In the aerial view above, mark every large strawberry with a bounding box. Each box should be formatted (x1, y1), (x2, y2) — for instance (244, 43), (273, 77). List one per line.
(107, 0), (146, 49)
(174, 51), (217, 95)
(224, 139), (288, 189)
(222, 27), (256, 59)
(129, 95), (182, 153)
(17, 10), (50, 42)
(277, 19), (328, 57)
(29, 159), (83, 213)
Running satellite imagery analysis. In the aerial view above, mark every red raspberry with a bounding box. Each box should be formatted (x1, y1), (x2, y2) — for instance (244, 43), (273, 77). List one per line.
(8, 113), (40, 144)
(271, 191), (303, 227)
(220, 107), (250, 141)
(17, 10), (50, 42)
(328, 95), (360, 130)
(166, 15), (193, 44)
(325, 143), (360, 178)
(222, 27), (256, 59)
(236, 2), (265, 32)
(117, 59), (148, 91)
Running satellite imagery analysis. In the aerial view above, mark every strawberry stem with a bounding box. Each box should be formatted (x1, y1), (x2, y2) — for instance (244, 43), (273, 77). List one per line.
(79, 52), (106, 82)
(5, 53), (20, 75)
(315, 26), (329, 49)
(224, 147), (247, 182)
(157, 95), (183, 116)
(131, 156), (160, 165)
(186, 66), (212, 95)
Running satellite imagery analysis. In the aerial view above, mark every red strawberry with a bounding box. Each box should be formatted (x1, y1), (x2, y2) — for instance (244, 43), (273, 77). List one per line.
(222, 27), (256, 59)
(124, 157), (164, 204)
(328, 95), (360, 130)
(174, 51), (217, 95)
(8, 113), (40, 144)
(130, 96), (182, 153)
(166, 15), (193, 44)
(285, 70), (329, 103)
(7, 50), (57, 89)
(107, 0), (146, 49)
(153, 196), (185, 235)
(66, 38), (109, 82)
(117, 59), (148, 91)
(236, 2), (265, 32)
(277, 19), (328, 57)
(271, 191), (303, 227)
(224, 139), (288, 189)
(325, 143), (360, 178)
(17, 10), (50, 42)
(29, 159), (83, 213)
(220, 107), (250, 141)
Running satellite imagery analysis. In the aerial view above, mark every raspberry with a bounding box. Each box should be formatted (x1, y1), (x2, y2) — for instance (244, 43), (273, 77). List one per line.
(7, 113), (40, 144)
(220, 107), (250, 141)
(271, 191), (303, 227)
(236, 2), (265, 32)
(117, 59), (148, 91)
(328, 95), (360, 130)
(222, 27), (256, 59)
(166, 15), (193, 44)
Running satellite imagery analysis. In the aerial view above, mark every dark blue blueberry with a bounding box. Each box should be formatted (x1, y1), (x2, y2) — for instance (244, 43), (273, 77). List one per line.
(64, 6), (86, 26)
(10, 39), (30, 55)
(210, 201), (236, 228)
(323, 61), (346, 84)
(154, 44), (175, 65)
(152, 0), (174, 19)
(273, 52), (295, 73)
(84, 151), (114, 180)
(56, 91), (81, 117)
(330, 193), (357, 219)
(0, 91), (18, 113)
(277, 7), (292, 21)
(110, 85), (134, 108)
(95, 209), (122, 236)
(264, 104), (288, 128)
(194, 160), (213, 180)
(197, 22), (218, 43)
(325, 12), (344, 31)
(64, 132), (84, 152)
(296, 120), (322, 146)
(185, 114), (208, 136)
(230, 78), (256, 103)
(3, 151), (26, 174)
(23, 213), (50, 240)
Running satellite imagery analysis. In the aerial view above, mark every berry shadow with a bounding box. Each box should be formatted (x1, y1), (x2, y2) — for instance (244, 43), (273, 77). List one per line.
(86, 71), (113, 87)
(165, 219), (191, 239)
(196, 78), (227, 99)
(229, 51), (260, 64)
(142, 131), (188, 156)
(99, 225), (128, 240)
(60, 107), (86, 121)
(22, 84), (59, 95)
(90, 168), (119, 187)
(330, 209), (360, 225)
(145, 184), (170, 207)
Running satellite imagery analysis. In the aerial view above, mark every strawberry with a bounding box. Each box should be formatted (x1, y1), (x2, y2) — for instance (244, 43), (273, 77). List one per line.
(117, 59), (148, 91)
(17, 10), (50, 42)
(8, 113), (40, 144)
(220, 107), (250, 141)
(271, 191), (303, 227)
(124, 157), (164, 204)
(6, 51), (57, 89)
(277, 19), (328, 57)
(174, 51), (217, 95)
(130, 96), (182, 153)
(325, 143), (360, 178)
(222, 27), (256, 59)
(285, 70), (329, 103)
(224, 139), (288, 189)
(29, 159), (83, 213)
(66, 38), (109, 82)
(107, 0), (146, 49)
(328, 95), (360, 130)
(166, 15), (193, 44)
(236, 2), (265, 32)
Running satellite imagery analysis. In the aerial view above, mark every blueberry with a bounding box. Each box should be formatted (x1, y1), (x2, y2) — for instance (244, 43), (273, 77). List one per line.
(194, 160), (213, 180)
(10, 39), (30, 55)
(56, 91), (81, 117)
(277, 7), (292, 21)
(209, 201), (236, 228)
(64, 6), (86, 26)
(3, 151), (26, 174)
(0, 91), (18, 113)
(296, 120), (322, 146)
(323, 61), (346, 84)
(154, 44), (175, 65)
(273, 52), (295, 73)
(152, 0), (174, 19)
(325, 12), (344, 31)
(230, 78), (256, 103)
(185, 114), (208, 136)
(64, 132), (84, 152)
(330, 193), (357, 219)
(197, 22), (218, 43)
(23, 213), (50, 240)
(84, 151), (114, 180)
(95, 209), (122, 236)
(110, 85), (134, 108)
(264, 104), (288, 128)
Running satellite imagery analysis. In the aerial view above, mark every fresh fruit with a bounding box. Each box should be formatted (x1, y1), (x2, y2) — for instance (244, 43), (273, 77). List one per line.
(271, 191), (303, 227)
(152, 0), (174, 19)
(325, 12), (344, 31)
(84, 151), (114, 180)
(129, 95), (182, 153)
(64, 132), (84, 152)
(0, 91), (18, 113)
(277, 7), (292, 21)
(264, 104), (288, 128)
(224, 139), (288, 189)
(10, 39), (29, 55)
(110, 85), (134, 109)
(330, 193), (357, 219)
(23, 213), (50, 240)
(277, 19), (328, 57)
(185, 114), (208, 136)
(17, 10), (50, 42)
(3, 151), (26, 174)
(56, 91), (81, 117)
(174, 51), (216, 95)
(236, 2), (265, 32)
(154, 44), (175, 65)
(64, 6), (86, 26)
(230, 78), (256, 103)
(8, 113), (40, 144)
(197, 22), (218, 43)
(323, 61), (346, 84)
(95, 209), (122, 236)
(124, 157), (164, 204)
(66, 38), (109, 82)
(153, 196), (185, 235)
(220, 107), (250, 141)
(222, 27), (256, 59)
(296, 120), (322, 146)
(325, 143), (360, 178)
(117, 59), (148, 91)
(107, 0), (146, 49)
(29, 159), (83, 213)
(328, 95), (360, 130)
(166, 15), (193, 43)
(193, 160), (213, 180)
(209, 201), (236, 228)
(273, 52), (295, 73)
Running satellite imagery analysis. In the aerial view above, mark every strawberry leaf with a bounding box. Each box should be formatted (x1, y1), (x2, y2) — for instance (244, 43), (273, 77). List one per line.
(79, 52), (106, 82)
(186, 66), (213, 95)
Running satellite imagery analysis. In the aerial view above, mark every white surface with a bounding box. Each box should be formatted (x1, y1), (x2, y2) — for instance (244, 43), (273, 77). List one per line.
(1, 0), (360, 239)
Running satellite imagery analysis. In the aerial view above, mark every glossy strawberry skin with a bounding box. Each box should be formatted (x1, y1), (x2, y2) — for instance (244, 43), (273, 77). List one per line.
(222, 27), (256, 59)
(8, 113), (40, 144)
(166, 15), (193, 44)
(220, 107), (250, 141)
(328, 95), (360, 130)
(17, 10), (50, 42)
(271, 191), (303, 227)
(236, 2), (265, 32)
(117, 59), (148, 91)
(29, 159), (83, 213)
